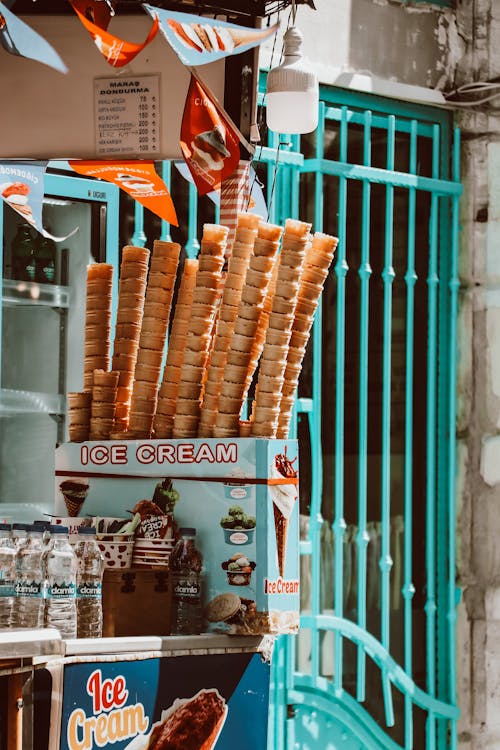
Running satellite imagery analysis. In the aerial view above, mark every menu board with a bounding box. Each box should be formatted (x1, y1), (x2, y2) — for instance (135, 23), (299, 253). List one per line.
(94, 75), (160, 157)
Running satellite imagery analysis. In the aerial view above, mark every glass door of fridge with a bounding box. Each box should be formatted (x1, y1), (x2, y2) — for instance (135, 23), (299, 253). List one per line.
(0, 172), (119, 521)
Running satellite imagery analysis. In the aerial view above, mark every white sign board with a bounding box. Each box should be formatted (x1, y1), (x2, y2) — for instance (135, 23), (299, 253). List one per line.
(94, 75), (161, 158)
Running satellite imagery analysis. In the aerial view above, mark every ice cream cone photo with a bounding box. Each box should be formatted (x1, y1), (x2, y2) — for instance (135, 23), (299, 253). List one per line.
(59, 478), (89, 517)
(269, 448), (298, 577)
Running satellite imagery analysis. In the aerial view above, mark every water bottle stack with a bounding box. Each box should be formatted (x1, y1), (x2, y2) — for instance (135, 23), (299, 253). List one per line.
(44, 525), (78, 639)
(0, 523), (104, 638)
(0, 524), (16, 627)
(14, 524), (45, 629)
(75, 526), (104, 638)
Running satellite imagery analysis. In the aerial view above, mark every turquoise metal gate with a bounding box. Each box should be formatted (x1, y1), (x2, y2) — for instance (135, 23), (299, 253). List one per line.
(258, 86), (462, 749)
(124, 81), (461, 750)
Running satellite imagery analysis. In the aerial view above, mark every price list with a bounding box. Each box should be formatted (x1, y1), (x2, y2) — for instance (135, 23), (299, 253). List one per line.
(94, 75), (160, 157)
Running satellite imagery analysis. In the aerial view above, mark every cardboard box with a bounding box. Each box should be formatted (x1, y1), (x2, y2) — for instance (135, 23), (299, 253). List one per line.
(102, 568), (172, 637)
(55, 438), (300, 635)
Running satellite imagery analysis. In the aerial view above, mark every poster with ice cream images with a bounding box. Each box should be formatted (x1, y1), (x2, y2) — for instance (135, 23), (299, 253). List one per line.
(68, 161), (178, 226)
(70, 0), (159, 68)
(144, 6), (278, 68)
(180, 76), (240, 195)
(57, 652), (269, 750)
(0, 161), (78, 241)
(0, 1), (67, 73)
(54, 438), (300, 636)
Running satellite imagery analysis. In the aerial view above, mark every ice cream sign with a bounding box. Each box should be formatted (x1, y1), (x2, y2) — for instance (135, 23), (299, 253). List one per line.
(66, 669), (150, 750)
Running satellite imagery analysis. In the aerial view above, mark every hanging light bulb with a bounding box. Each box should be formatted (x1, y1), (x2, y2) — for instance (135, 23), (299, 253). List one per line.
(265, 25), (319, 135)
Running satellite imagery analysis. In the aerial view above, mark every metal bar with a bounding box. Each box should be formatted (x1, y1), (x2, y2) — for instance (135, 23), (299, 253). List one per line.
(185, 181), (200, 259)
(402, 119), (418, 750)
(131, 201), (146, 248)
(356, 109), (372, 704)
(333, 105), (349, 694)
(425, 124), (440, 750)
(379, 114), (395, 728)
(323, 105), (437, 138)
(310, 104), (325, 683)
(446, 126), (461, 750)
(298, 615), (460, 720)
(254, 146), (304, 167)
(267, 130), (280, 224)
(301, 160), (462, 197)
(159, 161), (172, 242)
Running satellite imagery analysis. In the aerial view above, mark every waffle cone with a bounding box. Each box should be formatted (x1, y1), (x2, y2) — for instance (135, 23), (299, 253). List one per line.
(63, 495), (85, 517)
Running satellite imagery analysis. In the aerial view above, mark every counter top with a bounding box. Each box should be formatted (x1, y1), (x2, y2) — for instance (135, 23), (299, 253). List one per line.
(0, 631), (272, 663)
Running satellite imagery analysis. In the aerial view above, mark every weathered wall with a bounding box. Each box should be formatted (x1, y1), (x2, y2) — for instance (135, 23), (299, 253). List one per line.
(261, 0), (458, 94)
(454, 2), (500, 748)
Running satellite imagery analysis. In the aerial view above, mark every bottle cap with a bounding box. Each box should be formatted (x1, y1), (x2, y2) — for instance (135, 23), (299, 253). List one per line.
(0, 523), (11, 531)
(179, 527), (196, 536)
(34, 520), (50, 529)
(77, 527), (96, 535)
(51, 525), (69, 534)
(28, 524), (44, 533)
(12, 523), (29, 530)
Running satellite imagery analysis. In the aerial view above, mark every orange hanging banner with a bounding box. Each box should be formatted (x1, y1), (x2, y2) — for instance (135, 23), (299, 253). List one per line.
(180, 75), (240, 196)
(68, 161), (178, 226)
(70, 0), (158, 68)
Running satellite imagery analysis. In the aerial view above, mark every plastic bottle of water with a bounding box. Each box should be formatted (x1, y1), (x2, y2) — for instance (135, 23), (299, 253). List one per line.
(75, 527), (104, 638)
(14, 524), (45, 629)
(44, 526), (77, 639)
(170, 528), (203, 635)
(0, 524), (16, 628)
(12, 523), (28, 550)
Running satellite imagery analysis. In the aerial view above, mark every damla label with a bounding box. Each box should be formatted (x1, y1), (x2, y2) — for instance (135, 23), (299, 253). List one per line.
(16, 580), (44, 597)
(77, 582), (102, 599)
(0, 580), (15, 597)
(48, 582), (76, 599)
(173, 579), (200, 602)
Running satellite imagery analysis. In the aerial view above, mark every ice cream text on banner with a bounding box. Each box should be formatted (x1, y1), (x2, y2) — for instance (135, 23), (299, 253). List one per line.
(68, 161), (178, 226)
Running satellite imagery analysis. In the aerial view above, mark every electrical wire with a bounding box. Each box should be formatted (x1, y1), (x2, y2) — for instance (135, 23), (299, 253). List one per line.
(444, 79), (500, 107)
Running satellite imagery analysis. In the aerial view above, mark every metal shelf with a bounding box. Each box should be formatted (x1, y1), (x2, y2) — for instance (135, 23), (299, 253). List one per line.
(2, 279), (70, 308)
(0, 388), (65, 416)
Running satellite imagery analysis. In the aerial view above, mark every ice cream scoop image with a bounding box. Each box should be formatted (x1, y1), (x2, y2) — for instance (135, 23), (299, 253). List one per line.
(190, 126), (230, 172)
(117, 174), (155, 192)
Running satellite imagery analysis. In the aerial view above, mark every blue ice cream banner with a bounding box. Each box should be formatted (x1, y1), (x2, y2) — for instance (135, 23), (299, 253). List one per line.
(58, 651), (269, 750)
(55, 438), (300, 636)
(0, 160), (78, 241)
(0, 1), (67, 73)
(144, 6), (278, 68)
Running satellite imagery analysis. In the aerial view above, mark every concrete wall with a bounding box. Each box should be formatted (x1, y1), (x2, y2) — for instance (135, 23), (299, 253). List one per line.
(260, 0), (459, 100)
(454, 2), (500, 748)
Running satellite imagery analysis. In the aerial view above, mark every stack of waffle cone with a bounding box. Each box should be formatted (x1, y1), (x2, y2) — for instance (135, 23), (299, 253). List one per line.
(172, 224), (229, 438)
(213, 221), (283, 438)
(154, 259), (198, 438)
(128, 241), (181, 438)
(111, 246), (149, 431)
(89, 369), (119, 440)
(276, 232), (338, 438)
(199, 213), (260, 437)
(67, 391), (91, 442)
(83, 264), (113, 390)
(251, 219), (312, 438)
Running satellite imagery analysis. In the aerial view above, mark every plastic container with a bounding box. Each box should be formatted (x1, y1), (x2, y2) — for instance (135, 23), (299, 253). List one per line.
(14, 524), (45, 629)
(44, 525), (77, 638)
(170, 528), (203, 635)
(75, 526), (104, 638)
(0, 524), (16, 627)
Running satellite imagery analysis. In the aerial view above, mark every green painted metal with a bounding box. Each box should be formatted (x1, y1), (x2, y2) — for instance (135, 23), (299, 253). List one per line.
(256, 73), (461, 750)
